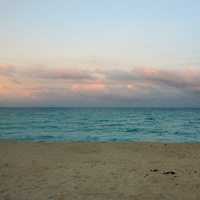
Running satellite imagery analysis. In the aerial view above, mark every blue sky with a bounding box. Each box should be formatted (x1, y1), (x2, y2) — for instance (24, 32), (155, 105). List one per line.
(0, 0), (200, 106)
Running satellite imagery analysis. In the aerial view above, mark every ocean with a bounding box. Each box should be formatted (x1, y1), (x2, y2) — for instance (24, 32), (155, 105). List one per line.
(0, 107), (200, 143)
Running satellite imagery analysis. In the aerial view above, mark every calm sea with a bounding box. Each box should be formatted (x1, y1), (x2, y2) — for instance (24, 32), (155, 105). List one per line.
(0, 107), (200, 143)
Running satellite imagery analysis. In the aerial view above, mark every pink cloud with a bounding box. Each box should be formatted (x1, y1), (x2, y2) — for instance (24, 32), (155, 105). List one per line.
(71, 81), (107, 93)
(0, 64), (16, 77)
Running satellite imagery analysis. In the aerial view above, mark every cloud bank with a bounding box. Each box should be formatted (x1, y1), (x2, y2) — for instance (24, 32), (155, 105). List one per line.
(0, 63), (200, 106)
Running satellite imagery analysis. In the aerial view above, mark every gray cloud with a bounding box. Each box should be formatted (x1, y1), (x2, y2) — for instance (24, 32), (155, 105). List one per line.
(103, 67), (200, 95)
(29, 68), (95, 81)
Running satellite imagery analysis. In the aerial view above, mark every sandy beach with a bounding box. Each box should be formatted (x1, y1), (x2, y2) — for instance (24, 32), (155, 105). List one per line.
(0, 142), (200, 200)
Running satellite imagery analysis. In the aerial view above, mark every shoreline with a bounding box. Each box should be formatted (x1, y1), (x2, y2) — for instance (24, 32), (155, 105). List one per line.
(1, 142), (200, 199)
(1, 139), (200, 144)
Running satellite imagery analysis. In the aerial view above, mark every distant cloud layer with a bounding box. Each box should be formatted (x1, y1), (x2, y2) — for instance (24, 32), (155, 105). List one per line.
(0, 63), (200, 106)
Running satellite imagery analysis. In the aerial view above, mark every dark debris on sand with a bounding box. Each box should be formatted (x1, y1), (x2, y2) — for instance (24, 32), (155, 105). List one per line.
(150, 169), (177, 176)
(163, 171), (176, 175)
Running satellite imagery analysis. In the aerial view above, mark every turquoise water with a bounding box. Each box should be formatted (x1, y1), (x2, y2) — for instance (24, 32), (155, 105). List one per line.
(0, 107), (200, 143)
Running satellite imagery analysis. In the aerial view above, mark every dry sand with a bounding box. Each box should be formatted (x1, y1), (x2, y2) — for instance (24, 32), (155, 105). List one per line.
(0, 142), (200, 200)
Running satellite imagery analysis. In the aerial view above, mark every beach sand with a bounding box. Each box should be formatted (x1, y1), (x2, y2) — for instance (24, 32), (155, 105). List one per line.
(0, 142), (200, 200)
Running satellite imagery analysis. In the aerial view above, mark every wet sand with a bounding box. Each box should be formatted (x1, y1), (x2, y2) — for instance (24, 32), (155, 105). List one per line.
(0, 142), (200, 200)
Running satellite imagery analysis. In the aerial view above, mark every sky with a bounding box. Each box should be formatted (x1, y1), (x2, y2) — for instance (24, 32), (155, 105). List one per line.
(0, 0), (200, 107)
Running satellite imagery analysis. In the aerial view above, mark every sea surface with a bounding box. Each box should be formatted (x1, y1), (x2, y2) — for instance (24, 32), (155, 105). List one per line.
(0, 107), (200, 143)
